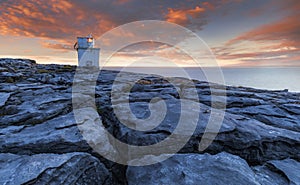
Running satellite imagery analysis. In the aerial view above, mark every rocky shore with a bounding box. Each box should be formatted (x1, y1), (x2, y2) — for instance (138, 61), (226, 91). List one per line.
(0, 58), (299, 185)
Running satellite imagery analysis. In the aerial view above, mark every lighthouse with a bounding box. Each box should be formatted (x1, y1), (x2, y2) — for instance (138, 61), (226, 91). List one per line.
(74, 34), (100, 67)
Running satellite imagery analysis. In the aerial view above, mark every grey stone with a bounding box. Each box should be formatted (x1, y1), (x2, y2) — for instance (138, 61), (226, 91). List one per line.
(281, 104), (300, 115)
(0, 92), (10, 107)
(0, 113), (90, 154)
(127, 152), (260, 185)
(252, 165), (289, 185)
(0, 58), (300, 184)
(103, 98), (300, 164)
(268, 159), (300, 185)
(0, 152), (112, 185)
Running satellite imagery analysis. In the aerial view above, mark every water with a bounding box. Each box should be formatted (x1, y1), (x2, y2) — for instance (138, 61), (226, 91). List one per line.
(219, 68), (300, 92)
(104, 67), (300, 92)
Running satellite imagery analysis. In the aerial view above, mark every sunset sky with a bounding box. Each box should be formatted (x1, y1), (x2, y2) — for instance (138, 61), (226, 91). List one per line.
(0, 0), (299, 67)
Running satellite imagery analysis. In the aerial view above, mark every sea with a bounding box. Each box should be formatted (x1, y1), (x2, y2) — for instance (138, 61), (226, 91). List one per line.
(104, 67), (300, 92)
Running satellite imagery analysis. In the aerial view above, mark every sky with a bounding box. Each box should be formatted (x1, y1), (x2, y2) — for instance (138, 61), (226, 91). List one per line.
(0, 0), (299, 67)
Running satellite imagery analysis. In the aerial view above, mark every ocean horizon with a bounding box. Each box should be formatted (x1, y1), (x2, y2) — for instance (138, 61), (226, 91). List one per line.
(104, 67), (300, 92)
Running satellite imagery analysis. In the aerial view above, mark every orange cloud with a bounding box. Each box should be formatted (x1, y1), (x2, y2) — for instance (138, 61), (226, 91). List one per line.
(165, 6), (206, 26)
(0, 0), (116, 45)
(0, 0), (212, 53)
(0, 0), (236, 52)
(41, 41), (72, 51)
(226, 15), (300, 48)
(0, 0), (246, 67)
(226, 0), (300, 49)
(214, 0), (300, 66)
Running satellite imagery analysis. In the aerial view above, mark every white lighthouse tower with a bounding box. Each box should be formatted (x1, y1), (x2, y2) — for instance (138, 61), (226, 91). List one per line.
(74, 34), (100, 67)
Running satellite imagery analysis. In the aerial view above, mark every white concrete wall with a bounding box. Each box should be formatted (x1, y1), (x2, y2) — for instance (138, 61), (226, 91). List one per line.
(78, 48), (100, 67)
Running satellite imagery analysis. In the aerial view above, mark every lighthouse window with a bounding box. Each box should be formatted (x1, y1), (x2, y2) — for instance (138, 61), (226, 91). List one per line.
(87, 38), (93, 43)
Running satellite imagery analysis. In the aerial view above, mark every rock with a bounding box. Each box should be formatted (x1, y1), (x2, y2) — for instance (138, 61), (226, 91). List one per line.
(0, 58), (300, 184)
(0, 83), (72, 127)
(0, 72), (24, 83)
(268, 159), (300, 185)
(0, 92), (10, 107)
(0, 152), (112, 185)
(227, 104), (300, 132)
(252, 165), (289, 185)
(205, 114), (300, 164)
(0, 58), (36, 69)
(108, 99), (234, 156)
(252, 158), (300, 185)
(127, 152), (259, 185)
(0, 67), (8, 72)
(281, 104), (300, 115)
(102, 97), (300, 164)
(0, 112), (91, 155)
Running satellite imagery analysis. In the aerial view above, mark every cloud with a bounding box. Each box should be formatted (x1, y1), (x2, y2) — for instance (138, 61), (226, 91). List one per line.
(0, 0), (237, 50)
(226, 15), (300, 48)
(214, 43), (300, 67)
(0, 0), (253, 66)
(215, 48), (295, 60)
(229, 0), (300, 47)
(165, 6), (206, 29)
(214, 0), (300, 66)
(0, 0), (115, 41)
(41, 41), (73, 51)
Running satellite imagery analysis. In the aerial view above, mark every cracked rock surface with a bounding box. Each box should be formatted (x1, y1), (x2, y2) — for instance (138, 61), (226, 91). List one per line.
(0, 59), (299, 184)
